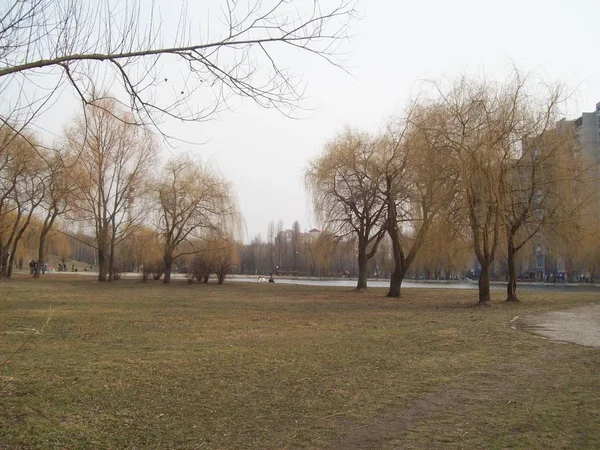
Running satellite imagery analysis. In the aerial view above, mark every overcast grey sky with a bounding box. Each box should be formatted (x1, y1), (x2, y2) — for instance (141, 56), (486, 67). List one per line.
(28, 0), (600, 241)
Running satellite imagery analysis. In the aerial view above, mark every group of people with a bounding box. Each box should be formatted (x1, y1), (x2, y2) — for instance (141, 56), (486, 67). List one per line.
(28, 260), (47, 274)
(28, 260), (76, 274)
(57, 263), (75, 272)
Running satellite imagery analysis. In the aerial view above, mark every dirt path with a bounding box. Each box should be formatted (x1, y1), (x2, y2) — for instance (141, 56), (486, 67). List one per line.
(330, 363), (530, 449)
(521, 303), (600, 349)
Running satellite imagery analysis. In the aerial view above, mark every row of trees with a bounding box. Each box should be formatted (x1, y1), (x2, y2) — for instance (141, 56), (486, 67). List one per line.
(306, 73), (598, 303)
(0, 128), (71, 278)
(239, 225), (357, 277)
(236, 224), (474, 280)
(0, 100), (241, 283)
(1, 0), (358, 285)
(2, 2), (597, 302)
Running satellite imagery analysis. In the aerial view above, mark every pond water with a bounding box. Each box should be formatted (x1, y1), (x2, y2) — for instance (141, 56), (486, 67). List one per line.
(231, 277), (488, 289)
(228, 276), (600, 292)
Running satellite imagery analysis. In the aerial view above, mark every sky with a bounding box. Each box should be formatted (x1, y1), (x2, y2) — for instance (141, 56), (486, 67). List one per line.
(16, 0), (600, 242)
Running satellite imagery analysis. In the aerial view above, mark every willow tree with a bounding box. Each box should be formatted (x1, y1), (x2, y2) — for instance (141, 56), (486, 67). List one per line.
(34, 151), (74, 278)
(426, 74), (535, 304)
(156, 154), (241, 284)
(425, 72), (586, 304)
(411, 218), (472, 280)
(379, 106), (459, 297)
(502, 107), (585, 301)
(67, 99), (158, 282)
(0, 129), (45, 278)
(306, 130), (386, 289)
(191, 233), (239, 284)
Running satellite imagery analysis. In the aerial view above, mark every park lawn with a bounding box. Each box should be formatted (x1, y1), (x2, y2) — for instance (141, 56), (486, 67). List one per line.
(0, 276), (599, 449)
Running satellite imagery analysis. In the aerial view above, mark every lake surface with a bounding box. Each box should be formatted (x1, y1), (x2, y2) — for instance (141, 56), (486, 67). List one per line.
(231, 277), (475, 289)
(228, 277), (600, 292)
(56, 271), (599, 292)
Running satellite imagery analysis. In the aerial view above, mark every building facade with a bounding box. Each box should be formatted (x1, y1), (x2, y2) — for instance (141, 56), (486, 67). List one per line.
(529, 101), (600, 282)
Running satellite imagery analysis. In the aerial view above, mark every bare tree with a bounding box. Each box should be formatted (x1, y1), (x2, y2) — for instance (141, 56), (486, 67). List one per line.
(306, 129), (386, 289)
(411, 218), (472, 280)
(501, 106), (587, 301)
(0, 129), (23, 273)
(267, 220), (276, 272)
(125, 226), (163, 275)
(66, 99), (158, 281)
(156, 154), (240, 284)
(191, 233), (239, 284)
(0, 129), (45, 277)
(34, 151), (74, 278)
(378, 106), (459, 297)
(425, 73), (534, 304)
(275, 219), (284, 273)
(419, 73), (595, 303)
(1, 0), (358, 141)
(292, 220), (301, 272)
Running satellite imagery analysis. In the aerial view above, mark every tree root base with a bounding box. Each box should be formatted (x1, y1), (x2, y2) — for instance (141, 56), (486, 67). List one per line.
(471, 301), (493, 307)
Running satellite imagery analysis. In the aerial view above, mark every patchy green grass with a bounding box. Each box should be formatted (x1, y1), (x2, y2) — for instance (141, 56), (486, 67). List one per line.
(1, 276), (599, 449)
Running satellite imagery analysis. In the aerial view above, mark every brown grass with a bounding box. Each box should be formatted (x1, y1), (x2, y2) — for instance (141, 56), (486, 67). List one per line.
(0, 275), (599, 449)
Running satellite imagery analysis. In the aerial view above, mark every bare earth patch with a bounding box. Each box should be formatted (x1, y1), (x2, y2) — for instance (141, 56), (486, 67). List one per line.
(521, 303), (600, 349)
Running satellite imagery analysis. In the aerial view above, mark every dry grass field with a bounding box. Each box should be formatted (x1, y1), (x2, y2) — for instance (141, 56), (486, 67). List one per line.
(1, 275), (599, 449)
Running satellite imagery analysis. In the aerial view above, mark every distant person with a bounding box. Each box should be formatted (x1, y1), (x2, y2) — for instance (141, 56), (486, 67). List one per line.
(29, 260), (35, 274)
(268, 275), (275, 283)
(72, 264), (75, 272)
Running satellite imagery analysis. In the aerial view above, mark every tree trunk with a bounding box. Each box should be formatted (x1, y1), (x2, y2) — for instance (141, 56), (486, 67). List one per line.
(6, 255), (14, 278)
(0, 238), (6, 277)
(34, 233), (47, 279)
(356, 246), (368, 290)
(0, 249), (9, 278)
(387, 225), (405, 298)
(478, 262), (492, 304)
(7, 234), (24, 277)
(387, 268), (404, 298)
(7, 245), (21, 277)
(7, 217), (34, 278)
(506, 235), (519, 302)
(163, 255), (173, 284)
(97, 249), (107, 282)
(108, 238), (116, 282)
